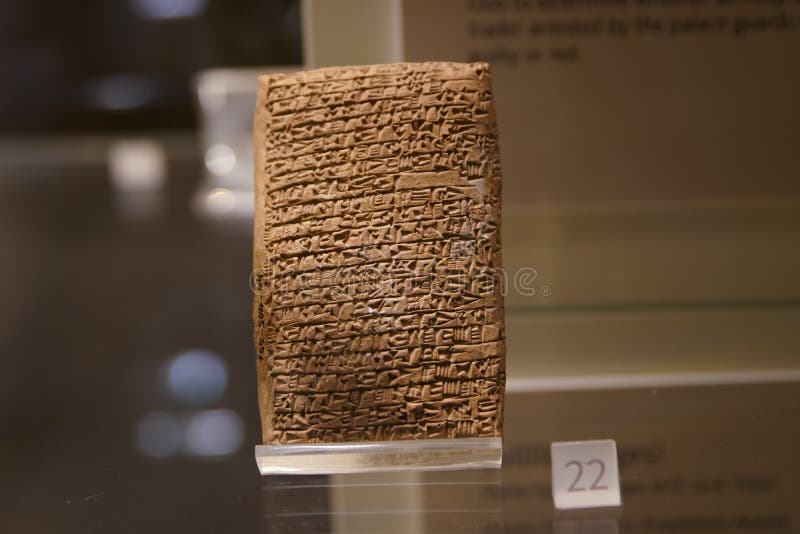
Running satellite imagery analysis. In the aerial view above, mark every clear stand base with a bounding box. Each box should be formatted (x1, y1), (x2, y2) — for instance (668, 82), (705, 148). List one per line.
(255, 437), (502, 475)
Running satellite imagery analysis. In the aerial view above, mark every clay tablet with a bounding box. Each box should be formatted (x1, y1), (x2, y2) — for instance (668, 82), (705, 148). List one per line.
(253, 62), (505, 444)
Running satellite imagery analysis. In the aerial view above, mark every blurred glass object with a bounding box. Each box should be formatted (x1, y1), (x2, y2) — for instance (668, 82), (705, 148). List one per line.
(193, 67), (300, 221)
(204, 143), (237, 177)
(192, 68), (256, 220)
(108, 139), (167, 192)
(107, 139), (167, 219)
(201, 187), (254, 217)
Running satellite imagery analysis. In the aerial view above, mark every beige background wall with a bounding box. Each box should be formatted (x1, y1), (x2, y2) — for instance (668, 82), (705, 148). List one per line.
(402, 0), (800, 208)
(300, 0), (800, 377)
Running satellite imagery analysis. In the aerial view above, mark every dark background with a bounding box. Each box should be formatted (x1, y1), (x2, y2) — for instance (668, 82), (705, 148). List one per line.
(0, 1), (301, 531)
(0, 0), (301, 134)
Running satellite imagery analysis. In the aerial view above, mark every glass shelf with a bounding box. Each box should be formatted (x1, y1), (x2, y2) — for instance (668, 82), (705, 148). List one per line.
(255, 437), (502, 475)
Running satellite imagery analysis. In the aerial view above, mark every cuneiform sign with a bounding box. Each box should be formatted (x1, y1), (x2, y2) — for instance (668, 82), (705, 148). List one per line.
(254, 62), (505, 444)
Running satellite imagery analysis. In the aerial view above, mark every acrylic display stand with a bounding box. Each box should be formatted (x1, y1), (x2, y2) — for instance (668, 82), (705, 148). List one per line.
(255, 437), (502, 475)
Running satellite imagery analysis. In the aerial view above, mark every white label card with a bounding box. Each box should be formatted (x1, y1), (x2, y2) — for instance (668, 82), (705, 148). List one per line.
(551, 439), (622, 510)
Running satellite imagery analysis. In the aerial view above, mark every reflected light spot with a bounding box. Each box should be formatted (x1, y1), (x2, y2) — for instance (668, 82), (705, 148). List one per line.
(197, 77), (227, 112)
(185, 409), (244, 457)
(166, 349), (227, 406)
(108, 139), (166, 192)
(205, 188), (236, 215)
(131, 0), (209, 19)
(135, 412), (182, 458)
(86, 74), (158, 111)
(205, 144), (236, 176)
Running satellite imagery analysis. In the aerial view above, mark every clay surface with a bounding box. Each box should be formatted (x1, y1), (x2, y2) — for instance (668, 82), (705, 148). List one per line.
(254, 62), (505, 444)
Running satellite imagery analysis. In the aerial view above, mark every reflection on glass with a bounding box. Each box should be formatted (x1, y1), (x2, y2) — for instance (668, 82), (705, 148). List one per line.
(164, 349), (228, 406)
(108, 139), (166, 192)
(204, 143), (237, 177)
(193, 66), (300, 220)
(134, 408), (244, 460)
(135, 411), (183, 459)
(86, 75), (159, 111)
(107, 139), (167, 220)
(261, 469), (503, 534)
(130, 0), (209, 20)
(185, 409), (244, 457)
(133, 348), (244, 460)
(553, 511), (620, 534)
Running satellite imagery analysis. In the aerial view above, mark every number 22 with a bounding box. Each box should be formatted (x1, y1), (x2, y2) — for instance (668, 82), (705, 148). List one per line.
(566, 459), (608, 492)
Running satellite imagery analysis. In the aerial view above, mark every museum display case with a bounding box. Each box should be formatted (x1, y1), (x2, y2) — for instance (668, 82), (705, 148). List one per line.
(2, 0), (799, 531)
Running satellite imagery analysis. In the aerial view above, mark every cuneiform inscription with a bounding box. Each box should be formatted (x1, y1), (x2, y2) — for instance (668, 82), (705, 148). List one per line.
(254, 62), (505, 444)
